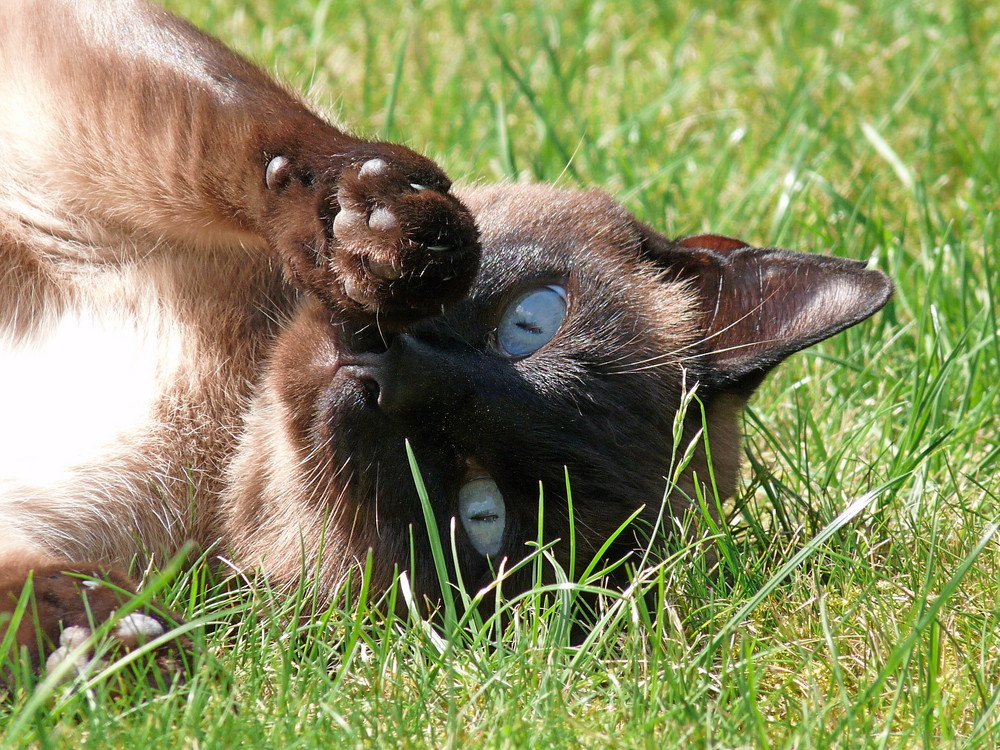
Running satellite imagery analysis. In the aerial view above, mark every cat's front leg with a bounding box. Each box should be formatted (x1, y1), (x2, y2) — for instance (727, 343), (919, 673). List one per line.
(258, 140), (480, 329)
(0, 559), (188, 689)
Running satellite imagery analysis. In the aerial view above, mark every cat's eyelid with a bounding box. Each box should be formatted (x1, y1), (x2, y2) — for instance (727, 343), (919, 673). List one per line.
(544, 284), (567, 301)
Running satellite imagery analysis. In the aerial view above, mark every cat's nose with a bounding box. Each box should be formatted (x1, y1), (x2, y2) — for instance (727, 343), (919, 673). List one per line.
(345, 333), (473, 415)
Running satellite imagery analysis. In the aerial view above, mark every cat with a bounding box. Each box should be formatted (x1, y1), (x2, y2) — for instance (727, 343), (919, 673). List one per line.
(0, 0), (892, 683)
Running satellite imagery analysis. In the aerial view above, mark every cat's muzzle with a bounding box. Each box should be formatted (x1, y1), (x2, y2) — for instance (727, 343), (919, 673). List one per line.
(340, 336), (509, 559)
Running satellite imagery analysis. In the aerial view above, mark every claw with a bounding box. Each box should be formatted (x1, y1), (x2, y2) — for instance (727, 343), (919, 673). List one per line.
(368, 259), (402, 280)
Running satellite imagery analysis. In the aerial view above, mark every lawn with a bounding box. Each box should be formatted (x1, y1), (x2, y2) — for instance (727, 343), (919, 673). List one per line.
(2, 0), (998, 747)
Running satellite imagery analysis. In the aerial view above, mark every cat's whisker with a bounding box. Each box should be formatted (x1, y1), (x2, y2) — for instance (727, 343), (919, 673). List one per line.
(664, 284), (789, 358)
(609, 336), (791, 376)
(562, 511), (601, 542)
(602, 348), (682, 372)
(598, 279), (788, 374)
(602, 276), (796, 375)
(296, 441), (344, 500)
(588, 332), (651, 368)
(323, 468), (356, 529)
(673, 336), (785, 362)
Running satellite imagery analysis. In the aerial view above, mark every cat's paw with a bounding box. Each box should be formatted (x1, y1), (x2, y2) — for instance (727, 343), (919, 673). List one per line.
(261, 144), (480, 329)
(43, 611), (185, 688)
(330, 156), (480, 322)
(0, 564), (189, 689)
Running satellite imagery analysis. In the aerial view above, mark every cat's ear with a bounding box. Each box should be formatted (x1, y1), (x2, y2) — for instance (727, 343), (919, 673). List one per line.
(641, 229), (893, 394)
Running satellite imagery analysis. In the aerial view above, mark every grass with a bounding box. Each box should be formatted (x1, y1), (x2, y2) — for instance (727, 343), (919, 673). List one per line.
(2, 0), (998, 746)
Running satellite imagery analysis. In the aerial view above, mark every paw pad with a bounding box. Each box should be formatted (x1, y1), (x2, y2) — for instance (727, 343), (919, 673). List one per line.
(366, 259), (402, 280)
(260, 144), (478, 326)
(114, 612), (166, 647)
(367, 206), (399, 234)
(42, 612), (168, 683)
(45, 625), (103, 681)
(265, 155), (292, 190)
(358, 158), (389, 179)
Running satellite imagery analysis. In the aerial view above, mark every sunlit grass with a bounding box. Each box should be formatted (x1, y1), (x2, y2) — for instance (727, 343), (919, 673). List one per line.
(2, 0), (998, 747)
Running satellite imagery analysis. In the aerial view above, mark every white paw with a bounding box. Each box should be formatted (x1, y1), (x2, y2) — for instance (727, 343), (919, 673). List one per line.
(44, 625), (103, 681)
(113, 612), (165, 647)
(358, 157), (389, 179)
(43, 612), (167, 682)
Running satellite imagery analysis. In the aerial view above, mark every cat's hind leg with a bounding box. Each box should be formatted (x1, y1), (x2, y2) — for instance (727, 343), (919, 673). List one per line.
(0, 548), (189, 690)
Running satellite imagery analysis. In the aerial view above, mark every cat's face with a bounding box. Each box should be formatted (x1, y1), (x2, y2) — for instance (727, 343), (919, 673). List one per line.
(231, 184), (892, 604)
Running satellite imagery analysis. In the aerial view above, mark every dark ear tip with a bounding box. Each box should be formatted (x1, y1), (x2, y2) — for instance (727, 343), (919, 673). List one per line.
(872, 267), (894, 304)
(852, 266), (895, 321)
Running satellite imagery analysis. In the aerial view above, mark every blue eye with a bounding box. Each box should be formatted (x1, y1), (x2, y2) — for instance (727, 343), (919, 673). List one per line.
(497, 285), (567, 358)
(458, 476), (506, 557)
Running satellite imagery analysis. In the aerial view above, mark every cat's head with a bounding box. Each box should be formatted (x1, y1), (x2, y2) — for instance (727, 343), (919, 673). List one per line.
(226, 183), (892, 605)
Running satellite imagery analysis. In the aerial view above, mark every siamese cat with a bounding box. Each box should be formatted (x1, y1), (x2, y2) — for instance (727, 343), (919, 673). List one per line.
(0, 0), (892, 681)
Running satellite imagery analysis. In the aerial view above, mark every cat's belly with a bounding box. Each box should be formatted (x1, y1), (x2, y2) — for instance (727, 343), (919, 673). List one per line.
(0, 305), (182, 489)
